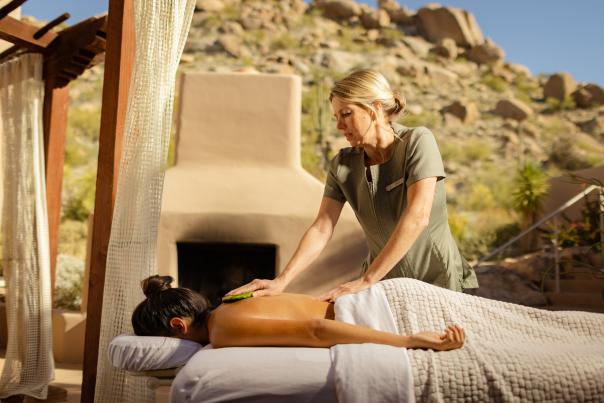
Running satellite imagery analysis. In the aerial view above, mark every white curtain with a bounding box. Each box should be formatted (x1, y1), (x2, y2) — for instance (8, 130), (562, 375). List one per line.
(0, 53), (54, 400)
(94, 1), (195, 402)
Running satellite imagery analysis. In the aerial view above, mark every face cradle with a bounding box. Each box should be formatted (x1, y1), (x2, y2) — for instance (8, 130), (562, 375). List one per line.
(330, 96), (374, 147)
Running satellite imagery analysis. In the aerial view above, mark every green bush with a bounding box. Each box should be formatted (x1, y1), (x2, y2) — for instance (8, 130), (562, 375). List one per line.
(448, 210), (468, 243)
(67, 107), (101, 142)
(380, 27), (404, 43)
(512, 74), (539, 104)
(54, 254), (85, 311)
(62, 168), (96, 222)
(462, 138), (493, 163)
(544, 96), (576, 112)
(474, 162), (516, 210)
(338, 26), (379, 52)
(451, 209), (519, 261)
(548, 135), (592, 171)
(460, 183), (497, 211)
(400, 110), (439, 128)
(270, 32), (299, 51)
(481, 73), (506, 93)
(58, 219), (88, 259)
(439, 137), (492, 167)
(492, 222), (522, 249)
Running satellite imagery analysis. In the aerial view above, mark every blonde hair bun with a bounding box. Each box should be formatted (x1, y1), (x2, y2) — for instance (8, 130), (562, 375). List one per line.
(330, 69), (406, 119)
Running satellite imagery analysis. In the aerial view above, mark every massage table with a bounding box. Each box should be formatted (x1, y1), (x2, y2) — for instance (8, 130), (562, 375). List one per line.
(111, 279), (604, 403)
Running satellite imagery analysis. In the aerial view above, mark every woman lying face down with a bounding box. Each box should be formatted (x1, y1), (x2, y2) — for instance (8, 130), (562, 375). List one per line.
(131, 275), (464, 351)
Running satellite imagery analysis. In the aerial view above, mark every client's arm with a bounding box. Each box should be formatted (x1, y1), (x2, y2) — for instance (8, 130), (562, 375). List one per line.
(210, 317), (464, 351)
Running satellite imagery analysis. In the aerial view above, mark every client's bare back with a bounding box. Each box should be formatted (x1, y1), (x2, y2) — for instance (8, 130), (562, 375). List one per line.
(212, 293), (335, 323)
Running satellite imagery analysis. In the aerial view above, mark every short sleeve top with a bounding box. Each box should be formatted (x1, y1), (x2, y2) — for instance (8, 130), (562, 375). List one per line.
(323, 123), (478, 291)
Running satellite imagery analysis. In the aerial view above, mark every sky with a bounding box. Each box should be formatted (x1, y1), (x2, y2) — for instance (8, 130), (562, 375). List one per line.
(21, 0), (604, 86)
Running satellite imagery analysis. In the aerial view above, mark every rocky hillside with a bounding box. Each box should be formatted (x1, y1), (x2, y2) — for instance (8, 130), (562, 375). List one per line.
(65, 0), (604, 263)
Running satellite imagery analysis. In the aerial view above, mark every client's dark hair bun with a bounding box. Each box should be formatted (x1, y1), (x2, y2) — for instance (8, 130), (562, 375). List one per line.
(141, 275), (173, 298)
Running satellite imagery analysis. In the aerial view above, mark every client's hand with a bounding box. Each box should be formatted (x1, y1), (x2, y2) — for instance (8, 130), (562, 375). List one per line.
(225, 277), (287, 298)
(410, 325), (465, 351)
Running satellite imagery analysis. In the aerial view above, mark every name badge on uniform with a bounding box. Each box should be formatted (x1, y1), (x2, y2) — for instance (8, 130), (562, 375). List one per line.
(386, 177), (405, 191)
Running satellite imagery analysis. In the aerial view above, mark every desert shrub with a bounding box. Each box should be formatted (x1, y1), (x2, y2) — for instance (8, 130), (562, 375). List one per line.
(452, 209), (519, 261)
(58, 219), (88, 259)
(270, 32), (299, 51)
(380, 27), (404, 43)
(548, 135), (592, 171)
(540, 117), (567, 141)
(400, 110), (439, 128)
(301, 141), (326, 180)
(474, 162), (516, 210)
(220, 4), (240, 20)
(512, 74), (539, 104)
(338, 26), (379, 52)
(460, 183), (497, 211)
(574, 137), (604, 167)
(481, 73), (506, 93)
(301, 73), (339, 179)
(492, 222), (522, 249)
(62, 168), (96, 222)
(54, 254), (85, 311)
(439, 137), (492, 167)
(67, 107), (101, 145)
(448, 209), (468, 243)
(544, 95), (576, 112)
(462, 137), (492, 163)
(439, 140), (461, 164)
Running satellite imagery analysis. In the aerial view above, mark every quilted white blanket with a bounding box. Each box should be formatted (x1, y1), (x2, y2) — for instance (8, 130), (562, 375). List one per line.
(380, 278), (604, 402)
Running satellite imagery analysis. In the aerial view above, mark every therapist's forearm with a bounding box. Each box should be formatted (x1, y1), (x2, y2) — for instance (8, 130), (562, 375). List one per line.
(362, 212), (428, 284)
(278, 225), (333, 286)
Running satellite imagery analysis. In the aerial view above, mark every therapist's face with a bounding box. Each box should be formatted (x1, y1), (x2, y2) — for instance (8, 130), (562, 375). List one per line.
(331, 96), (374, 147)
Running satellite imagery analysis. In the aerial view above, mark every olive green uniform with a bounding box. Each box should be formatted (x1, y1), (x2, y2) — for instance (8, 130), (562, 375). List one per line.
(324, 124), (478, 291)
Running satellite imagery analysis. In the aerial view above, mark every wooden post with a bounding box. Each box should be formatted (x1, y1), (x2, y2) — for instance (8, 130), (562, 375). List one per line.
(42, 77), (69, 293)
(80, 0), (134, 402)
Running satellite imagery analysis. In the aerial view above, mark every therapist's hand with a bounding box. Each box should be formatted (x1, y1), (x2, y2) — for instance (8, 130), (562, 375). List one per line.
(225, 277), (287, 298)
(318, 278), (373, 303)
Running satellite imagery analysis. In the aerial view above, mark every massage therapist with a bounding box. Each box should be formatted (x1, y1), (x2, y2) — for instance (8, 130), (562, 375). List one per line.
(227, 69), (478, 302)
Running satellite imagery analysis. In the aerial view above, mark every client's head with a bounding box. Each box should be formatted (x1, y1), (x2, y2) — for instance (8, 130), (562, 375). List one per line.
(132, 275), (211, 343)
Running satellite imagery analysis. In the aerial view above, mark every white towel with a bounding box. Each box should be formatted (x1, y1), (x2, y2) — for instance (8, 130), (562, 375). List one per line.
(331, 284), (414, 403)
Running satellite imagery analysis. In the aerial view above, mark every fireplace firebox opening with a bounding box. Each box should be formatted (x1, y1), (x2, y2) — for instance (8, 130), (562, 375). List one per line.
(177, 242), (277, 306)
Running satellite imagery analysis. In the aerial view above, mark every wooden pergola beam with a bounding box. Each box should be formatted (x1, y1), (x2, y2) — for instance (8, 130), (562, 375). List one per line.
(0, 15), (57, 50)
(81, 0), (134, 401)
(0, 0), (26, 20)
(33, 12), (70, 39)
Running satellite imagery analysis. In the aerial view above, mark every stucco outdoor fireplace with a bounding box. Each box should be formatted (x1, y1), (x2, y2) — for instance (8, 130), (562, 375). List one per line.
(157, 72), (367, 296)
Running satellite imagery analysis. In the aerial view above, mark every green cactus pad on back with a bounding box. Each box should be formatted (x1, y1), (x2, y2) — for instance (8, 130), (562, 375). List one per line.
(221, 292), (254, 303)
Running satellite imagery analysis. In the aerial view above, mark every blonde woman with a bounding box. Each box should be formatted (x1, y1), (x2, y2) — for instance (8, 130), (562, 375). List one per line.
(228, 69), (478, 301)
